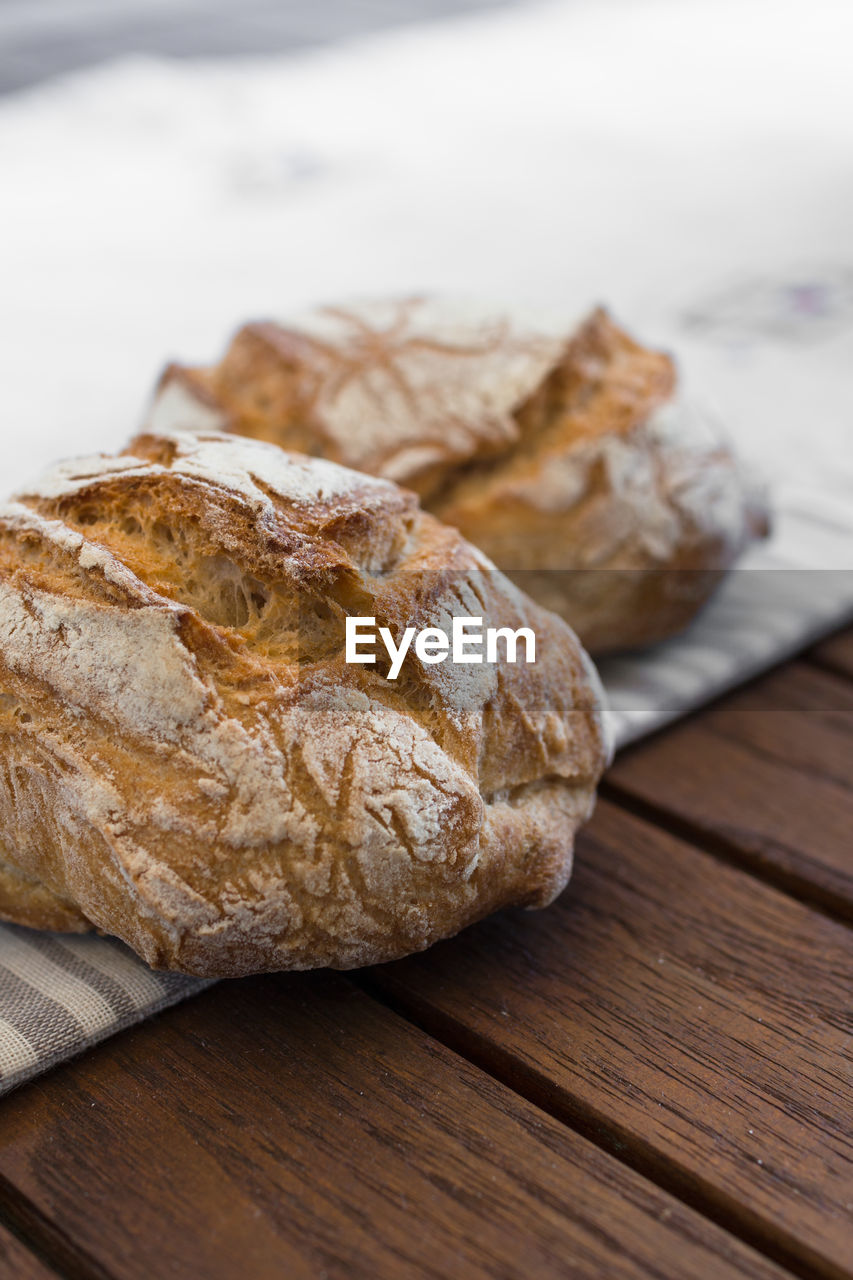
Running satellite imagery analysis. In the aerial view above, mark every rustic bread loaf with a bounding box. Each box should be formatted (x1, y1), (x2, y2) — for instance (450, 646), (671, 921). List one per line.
(0, 430), (610, 976)
(149, 300), (769, 653)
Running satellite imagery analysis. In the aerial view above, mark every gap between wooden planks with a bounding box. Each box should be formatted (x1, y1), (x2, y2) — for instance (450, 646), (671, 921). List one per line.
(809, 630), (853, 684)
(0, 1220), (60, 1280)
(0, 975), (789, 1280)
(604, 656), (853, 923)
(368, 799), (853, 1280)
(0, 632), (845, 1280)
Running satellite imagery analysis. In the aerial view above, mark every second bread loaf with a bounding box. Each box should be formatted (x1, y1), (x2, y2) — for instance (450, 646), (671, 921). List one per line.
(148, 298), (769, 653)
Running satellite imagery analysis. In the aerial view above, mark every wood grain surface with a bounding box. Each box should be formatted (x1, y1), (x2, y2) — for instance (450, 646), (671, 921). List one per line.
(0, 976), (791, 1280)
(0, 2), (851, 1272)
(0, 1223), (57, 1279)
(1, 628), (852, 1280)
(371, 800), (853, 1280)
(604, 662), (853, 918)
(811, 630), (853, 682)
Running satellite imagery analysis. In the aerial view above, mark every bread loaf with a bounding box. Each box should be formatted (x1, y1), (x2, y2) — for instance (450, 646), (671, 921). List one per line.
(0, 430), (610, 976)
(149, 300), (769, 653)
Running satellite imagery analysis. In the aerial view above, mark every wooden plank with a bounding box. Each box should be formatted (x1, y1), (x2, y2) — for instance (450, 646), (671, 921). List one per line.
(0, 976), (790, 1280)
(371, 801), (853, 1280)
(0, 1223), (57, 1279)
(604, 662), (853, 918)
(810, 628), (853, 682)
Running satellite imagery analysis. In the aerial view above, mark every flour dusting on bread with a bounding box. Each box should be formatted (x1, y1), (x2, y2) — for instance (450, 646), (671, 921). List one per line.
(150, 300), (770, 653)
(0, 430), (609, 975)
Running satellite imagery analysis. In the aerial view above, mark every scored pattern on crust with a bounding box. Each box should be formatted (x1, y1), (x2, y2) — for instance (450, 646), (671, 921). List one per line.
(150, 302), (769, 653)
(153, 297), (566, 499)
(0, 431), (609, 976)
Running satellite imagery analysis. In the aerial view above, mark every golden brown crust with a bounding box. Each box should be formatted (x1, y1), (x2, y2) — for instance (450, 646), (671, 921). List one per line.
(149, 301), (769, 653)
(152, 298), (566, 501)
(0, 431), (609, 975)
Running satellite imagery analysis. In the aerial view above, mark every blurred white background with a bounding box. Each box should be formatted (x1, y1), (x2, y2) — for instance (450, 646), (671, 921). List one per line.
(1, 0), (851, 538)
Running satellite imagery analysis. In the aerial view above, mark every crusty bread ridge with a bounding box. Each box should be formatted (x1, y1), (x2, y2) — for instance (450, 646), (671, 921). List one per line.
(151, 297), (567, 501)
(0, 430), (610, 976)
(150, 300), (769, 653)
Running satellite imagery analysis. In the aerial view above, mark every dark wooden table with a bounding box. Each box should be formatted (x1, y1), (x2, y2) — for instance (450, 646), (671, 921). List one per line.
(0, 625), (851, 1280)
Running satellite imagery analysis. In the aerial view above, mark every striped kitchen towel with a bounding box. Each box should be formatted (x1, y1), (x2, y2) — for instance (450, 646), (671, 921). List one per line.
(2, 501), (851, 1096)
(0, 928), (211, 1093)
(3, 0), (853, 1096)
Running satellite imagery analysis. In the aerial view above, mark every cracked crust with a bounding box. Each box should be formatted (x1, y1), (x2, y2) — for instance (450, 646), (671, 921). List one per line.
(149, 300), (769, 653)
(0, 430), (609, 976)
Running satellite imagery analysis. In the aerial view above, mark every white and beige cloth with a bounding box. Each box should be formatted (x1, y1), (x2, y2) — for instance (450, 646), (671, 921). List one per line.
(1, 0), (852, 1093)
